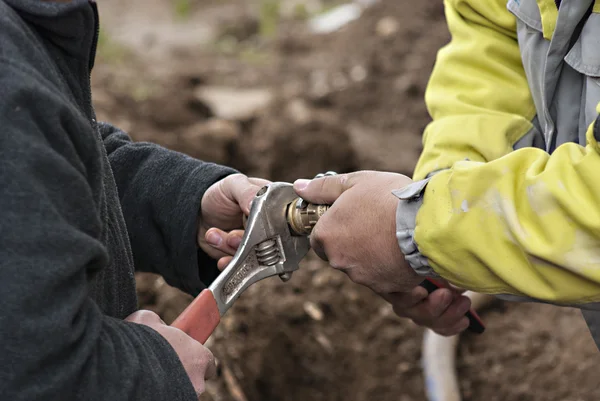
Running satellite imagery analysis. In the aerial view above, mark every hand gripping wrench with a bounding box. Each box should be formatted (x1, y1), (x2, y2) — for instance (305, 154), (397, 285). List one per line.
(171, 179), (485, 344)
(172, 182), (315, 344)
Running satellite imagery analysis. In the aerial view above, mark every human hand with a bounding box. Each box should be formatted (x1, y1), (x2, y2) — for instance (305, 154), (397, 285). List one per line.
(125, 310), (216, 397)
(200, 174), (270, 269)
(382, 284), (472, 336)
(293, 171), (422, 294)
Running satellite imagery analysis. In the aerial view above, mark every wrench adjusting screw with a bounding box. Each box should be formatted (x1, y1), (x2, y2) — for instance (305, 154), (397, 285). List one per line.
(255, 239), (281, 266)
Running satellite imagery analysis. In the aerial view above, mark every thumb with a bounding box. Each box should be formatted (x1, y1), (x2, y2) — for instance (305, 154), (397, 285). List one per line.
(293, 173), (355, 204)
(221, 174), (270, 215)
(125, 310), (166, 325)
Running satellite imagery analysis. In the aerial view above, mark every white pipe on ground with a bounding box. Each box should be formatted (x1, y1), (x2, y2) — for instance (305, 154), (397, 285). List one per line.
(421, 292), (496, 401)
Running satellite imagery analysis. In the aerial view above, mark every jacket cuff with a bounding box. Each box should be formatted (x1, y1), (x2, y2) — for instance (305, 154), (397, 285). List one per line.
(392, 178), (440, 278)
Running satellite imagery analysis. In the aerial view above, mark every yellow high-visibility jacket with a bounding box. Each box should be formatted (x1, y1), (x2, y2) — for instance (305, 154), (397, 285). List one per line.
(395, 0), (600, 309)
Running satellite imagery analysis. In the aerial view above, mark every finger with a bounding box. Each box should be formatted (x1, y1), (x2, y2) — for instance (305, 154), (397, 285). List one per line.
(200, 237), (231, 261)
(407, 288), (454, 324)
(293, 173), (358, 204)
(309, 224), (328, 262)
(385, 286), (429, 308)
(224, 174), (266, 215)
(383, 287), (428, 318)
(248, 177), (271, 187)
(217, 256), (233, 271)
(433, 316), (470, 337)
(205, 228), (244, 255)
(188, 345), (217, 396)
(429, 295), (471, 331)
(203, 348), (217, 380)
(124, 310), (164, 325)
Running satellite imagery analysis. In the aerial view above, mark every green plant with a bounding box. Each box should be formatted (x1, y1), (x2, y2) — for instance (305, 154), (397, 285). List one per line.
(259, 0), (280, 38)
(96, 29), (129, 65)
(292, 3), (309, 20)
(174, 0), (192, 20)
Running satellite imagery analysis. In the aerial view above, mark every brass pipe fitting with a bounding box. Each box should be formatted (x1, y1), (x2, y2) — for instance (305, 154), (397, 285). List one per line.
(287, 198), (330, 236)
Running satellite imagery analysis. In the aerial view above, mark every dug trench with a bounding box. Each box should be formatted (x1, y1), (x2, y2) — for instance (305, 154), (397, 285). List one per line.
(93, 0), (600, 400)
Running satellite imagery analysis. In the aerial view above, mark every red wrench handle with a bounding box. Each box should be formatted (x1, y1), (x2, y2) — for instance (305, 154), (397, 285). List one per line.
(419, 278), (486, 334)
(171, 289), (221, 344)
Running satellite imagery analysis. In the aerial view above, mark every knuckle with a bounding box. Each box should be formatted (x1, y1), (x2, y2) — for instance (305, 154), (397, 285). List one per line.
(414, 303), (435, 320)
(311, 222), (326, 244)
(338, 173), (350, 187)
(431, 319), (458, 333)
(228, 172), (246, 183)
(426, 302), (444, 318)
(411, 314), (435, 328)
(129, 310), (159, 324)
(344, 267), (365, 285)
(203, 348), (216, 368)
(351, 275), (369, 287)
(328, 251), (348, 270)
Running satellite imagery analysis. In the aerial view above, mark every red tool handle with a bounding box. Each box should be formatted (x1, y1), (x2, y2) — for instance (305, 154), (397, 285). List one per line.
(171, 289), (221, 344)
(419, 278), (486, 334)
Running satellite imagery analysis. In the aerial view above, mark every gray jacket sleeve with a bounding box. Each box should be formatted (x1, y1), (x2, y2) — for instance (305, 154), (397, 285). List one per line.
(99, 123), (238, 295)
(0, 67), (197, 400)
(393, 177), (441, 278)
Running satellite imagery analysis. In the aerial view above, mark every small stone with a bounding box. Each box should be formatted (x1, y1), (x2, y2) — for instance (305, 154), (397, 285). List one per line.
(394, 75), (419, 95)
(350, 65), (368, 83)
(309, 70), (331, 99)
(194, 86), (274, 121)
(312, 269), (345, 288)
(221, 315), (237, 332)
(315, 332), (333, 353)
(285, 98), (312, 125)
(346, 290), (360, 302)
(397, 362), (411, 373)
(491, 363), (503, 375)
(378, 303), (394, 317)
(303, 301), (324, 321)
(376, 16), (399, 37)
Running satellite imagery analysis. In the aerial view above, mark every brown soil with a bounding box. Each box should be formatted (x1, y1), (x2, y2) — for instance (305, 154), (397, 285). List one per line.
(92, 1), (600, 400)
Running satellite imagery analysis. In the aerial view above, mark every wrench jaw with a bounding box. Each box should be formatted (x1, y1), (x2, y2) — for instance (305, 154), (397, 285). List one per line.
(208, 182), (311, 316)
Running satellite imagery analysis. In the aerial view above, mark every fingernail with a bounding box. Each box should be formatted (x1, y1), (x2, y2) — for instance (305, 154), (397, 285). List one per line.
(294, 179), (310, 191)
(228, 236), (242, 249)
(206, 231), (222, 247)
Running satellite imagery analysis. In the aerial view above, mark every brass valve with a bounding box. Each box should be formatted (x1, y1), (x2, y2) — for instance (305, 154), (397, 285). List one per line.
(287, 198), (330, 236)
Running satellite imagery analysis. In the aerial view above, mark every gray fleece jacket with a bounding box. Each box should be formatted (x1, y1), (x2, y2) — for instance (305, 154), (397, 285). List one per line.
(0, 1), (237, 399)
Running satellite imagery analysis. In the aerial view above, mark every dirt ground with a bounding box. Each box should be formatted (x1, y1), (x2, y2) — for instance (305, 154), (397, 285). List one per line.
(92, 1), (600, 400)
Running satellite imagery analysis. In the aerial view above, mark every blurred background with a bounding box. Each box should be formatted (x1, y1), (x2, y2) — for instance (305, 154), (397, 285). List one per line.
(92, 1), (599, 400)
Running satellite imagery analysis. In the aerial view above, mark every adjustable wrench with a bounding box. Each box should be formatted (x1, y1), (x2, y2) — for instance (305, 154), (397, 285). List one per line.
(171, 180), (484, 344)
(172, 182), (314, 344)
